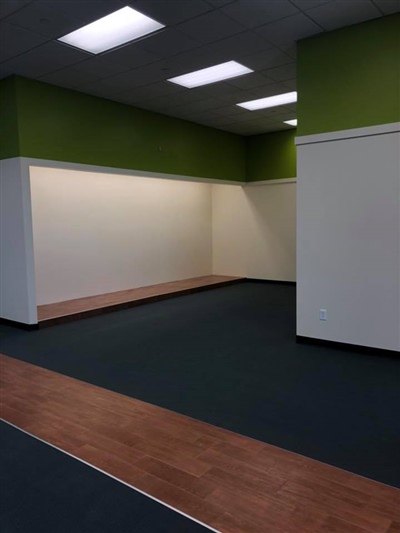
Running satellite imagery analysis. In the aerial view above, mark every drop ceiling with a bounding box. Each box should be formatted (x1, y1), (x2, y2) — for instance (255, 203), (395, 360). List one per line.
(1, 0), (398, 136)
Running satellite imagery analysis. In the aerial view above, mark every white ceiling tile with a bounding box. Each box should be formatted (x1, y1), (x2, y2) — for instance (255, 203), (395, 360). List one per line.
(257, 107), (296, 120)
(262, 122), (292, 131)
(371, 0), (400, 14)
(202, 31), (273, 63)
(179, 109), (222, 121)
(0, 0), (31, 20)
(172, 97), (224, 113)
(0, 22), (48, 62)
(211, 105), (251, 116)
(134, 99), (182, 114)
(35, 0), (123, 25)
(204, 115), (238, 126)
(305, 0), (382, 31)
(130, 0), (212, 25)
(221, 0), (299, 29)
(70, 55), (130, 78)
(281, 78), (297, 90)
(254, 12), (323, 49)
(240, 47), (294, 70)
(114, 82), (185, 105)
(78, 70), (143, 97)
(4, 3), (80, 38)
(102, 43), (162, 69)
(153, 88), (209, 105)
(244, 82), (292, 99)
(79, 61), (178, 96)
(220, 122), (264, 134)
(263, 62), (296, 82)
(290, 0), (334, 10)
(138, 29), (202, 57)
(133, 92), (194, 109)
(209, 89), (249, 105)
(1, 39), (90, 78)
(225, 72), (274, 89)
(156, 47), (214, 77)
(220, 111), (263, 123)
(37, 66), (97, 88)
(0, 64), (14, 79)
(193, 81), (244, 99)
(178, 10), (246, 43)
(205, 0), (236, 6)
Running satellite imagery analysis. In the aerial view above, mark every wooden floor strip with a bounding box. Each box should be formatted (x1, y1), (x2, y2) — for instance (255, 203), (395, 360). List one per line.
(37, 275), (244, 326)
(1, 354), (399, 533)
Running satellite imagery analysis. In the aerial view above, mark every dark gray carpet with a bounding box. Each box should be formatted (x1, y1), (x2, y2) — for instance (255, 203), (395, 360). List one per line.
(1, 282), (399, 487)
(0, 421), (208, 533)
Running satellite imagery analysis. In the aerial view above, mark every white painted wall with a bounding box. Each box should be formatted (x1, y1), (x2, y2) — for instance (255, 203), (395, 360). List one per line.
(296, 124), (400, 351)
(212, 181), (296, 281)
(0, 158), (37, 323)
(30, 167), (213, 305)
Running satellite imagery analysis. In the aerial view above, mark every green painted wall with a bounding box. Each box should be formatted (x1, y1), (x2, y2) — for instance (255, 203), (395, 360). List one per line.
(1, 76), (297, 182)
(297, 14), (400, 136)
(246, 129), (296, 181)
(0, 77), (20, 159)
(8, 76), (246, 182)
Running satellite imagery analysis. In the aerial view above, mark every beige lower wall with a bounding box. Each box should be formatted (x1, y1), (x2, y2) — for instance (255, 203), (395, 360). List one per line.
(30, 167), (213, 305)
(212, 181), (296, 281)
(29, 165), (297, 307)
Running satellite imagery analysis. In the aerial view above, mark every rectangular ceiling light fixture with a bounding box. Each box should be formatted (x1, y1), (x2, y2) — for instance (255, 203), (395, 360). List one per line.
(284, 119), (297, 126)
(237, 91), (297, 110)
(58, 6), (165, 54)
(167, 61), (253, 88)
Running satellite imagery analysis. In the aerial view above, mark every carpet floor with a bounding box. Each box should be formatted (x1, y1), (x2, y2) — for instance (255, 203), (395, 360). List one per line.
(1, 282), (399, 487)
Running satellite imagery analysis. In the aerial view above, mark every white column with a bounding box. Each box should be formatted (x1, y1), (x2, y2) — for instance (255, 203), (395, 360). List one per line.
(296, 123), (400, 351)
(0, 157), (37, 324)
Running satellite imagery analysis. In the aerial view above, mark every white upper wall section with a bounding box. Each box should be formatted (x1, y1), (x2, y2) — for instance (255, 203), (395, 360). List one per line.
(297, 124), (400, 351)
(30, 167), (213, 305)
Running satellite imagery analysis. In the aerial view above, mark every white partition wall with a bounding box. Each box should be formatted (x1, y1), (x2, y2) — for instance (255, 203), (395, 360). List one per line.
(296, 124), (400, 352)
(30, 166), (213, 305)
(212, 181), (296, 281)
(0, 158), (37, 323)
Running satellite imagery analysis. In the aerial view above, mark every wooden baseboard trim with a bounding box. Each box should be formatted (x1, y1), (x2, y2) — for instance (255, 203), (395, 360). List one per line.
(296, 335), (399, 358)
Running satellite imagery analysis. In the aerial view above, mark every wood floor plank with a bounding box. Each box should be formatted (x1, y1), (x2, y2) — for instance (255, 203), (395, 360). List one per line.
(37, 275), (243, 323)
(132, 472), (225, 525)
(1, 353), (399, 533)
(134, 456), (216, 499)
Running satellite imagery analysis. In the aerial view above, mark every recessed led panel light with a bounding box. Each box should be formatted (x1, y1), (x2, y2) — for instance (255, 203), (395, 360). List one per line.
(237, 91), (297, 111)
(284, 119), (297, 126)
(167, 61), (253, 88)
(58, 6), (165, 54)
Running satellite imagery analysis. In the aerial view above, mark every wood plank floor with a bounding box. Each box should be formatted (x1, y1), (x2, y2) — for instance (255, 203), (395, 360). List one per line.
(1, 354), (399, 533)
(37, 275), (243, 325)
